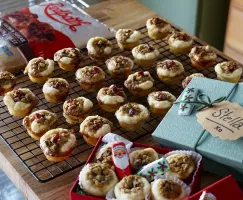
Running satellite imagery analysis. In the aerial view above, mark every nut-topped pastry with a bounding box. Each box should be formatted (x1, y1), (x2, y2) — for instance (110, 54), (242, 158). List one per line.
(97, 85), (126, 112)
(115, 102), (149, 131)
(23, 110), (57, 140)
(75, 66), (105, 92)
(168, 32), (193, 55)
(80, 115), (113, 146)
(54, 48), (83, 71)
(40, 128), (77, 162)
(215, 61), (242, 83)
(132, 44), (160, 68)
(63, 97), (93, 124)
(87, 37), (113, 62)
(182, 73), (205, 88)
(24, 57), (54, 83)
(116, 29), (142, 50)
(3, 88), (38, 117)
(96, 144), (113, 167)
(79, 163), (118, 197)
(166, 154), (196, 180)
(42, 78), (69, 103)
(106, 56), (134, 79)
(129, 148), (159, 171)
(114, 175), (151, 200)
(148, 91), (176, 117)
(0, 71), (16, 95)
(124, 71), (154, 97)
(189, 45), (217, 70)
(151, 179), (187, 200)
(146, 17), (171, 40)
(157, 60), (185, 85)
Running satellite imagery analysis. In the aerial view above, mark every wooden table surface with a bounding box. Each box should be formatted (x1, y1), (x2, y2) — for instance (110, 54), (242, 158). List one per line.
(0, 0), (224, 199)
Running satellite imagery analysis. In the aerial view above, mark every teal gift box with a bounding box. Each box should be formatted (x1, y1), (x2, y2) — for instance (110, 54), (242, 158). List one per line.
(152, 77), (243, 180)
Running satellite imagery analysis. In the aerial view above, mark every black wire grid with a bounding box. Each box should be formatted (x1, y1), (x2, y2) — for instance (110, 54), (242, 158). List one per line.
(0, 26), (233, 182)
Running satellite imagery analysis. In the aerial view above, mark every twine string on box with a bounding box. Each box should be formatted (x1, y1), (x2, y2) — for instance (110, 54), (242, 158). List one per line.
(175, 83), (239, 150)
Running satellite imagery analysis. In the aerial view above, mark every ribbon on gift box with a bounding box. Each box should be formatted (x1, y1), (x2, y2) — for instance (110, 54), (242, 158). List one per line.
(175, 83), (239, 148)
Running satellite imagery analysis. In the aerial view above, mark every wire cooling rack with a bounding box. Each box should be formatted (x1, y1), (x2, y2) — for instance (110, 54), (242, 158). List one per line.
(0, 26), (234, 182)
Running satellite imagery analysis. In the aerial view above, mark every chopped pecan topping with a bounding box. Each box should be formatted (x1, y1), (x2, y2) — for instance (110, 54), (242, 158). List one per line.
(0, 71), (16, 86)
(132, 152), (153, 170)
(29, 58), (47, 75)
(108, 56), (130, 70)
(77, 66), (104, 81)
(104, 85), (125, 97)
(118, 29), (134, 43)
(221, 61), (240, 73)
(87, 163), (112, 187)
(191, 46), (216, 60)
(121, 175), (144, 193)
(47, 78), (68, 90)
(157, 60), (179, 71)
(159, 180), (182, 199)
(84, 116), (112, 132)
(12, 89), (33, 103)
(151, 91), (172, 101)
(171, 32), (191, 41)
(54, 48), (83, 63)
(97, 146), (113, 166)
(135, 44), (155, 55)
(93, 38), (112, 53)
(64, 98), (85, 116)
(150, 17), (167, 28)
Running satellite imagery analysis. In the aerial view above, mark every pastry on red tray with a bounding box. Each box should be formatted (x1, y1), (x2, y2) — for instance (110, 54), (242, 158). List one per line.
(23, 110), (57, 140)
(115, 102), (149, 131)
(124, 71), (154, 97)
(189, 45), (217, 70)
(151, 179), (187, 200)
(79, 163), (118, 197)
(182, 73), (205, 88)
(0, 71), (16, 96)
(168, 31), (193, 55)
(146, 17), (171, 40)
(63, 97), (93, 125)
(75, 66), (105, 92)
(24, 57), (54, 83)
(54, 48), (83, 71)
(129, 148), (159, 171)
(87, 37), (113, 62)
(97, 85), (126, 112)
(42, 78), (69, 103)
(148, 91), (176, 117)
(156, 59), (185, 85)
(116, 29), (142, 50)
(3, 88), (38, 117)
(80, 115), (113, 146)
(215, 61), (242, 83)
(114, 175), (151, 200)
(40, 128), (76, 162)
(106, 55), (134, 79)
(132, 44), (160, 68)
(166, 153), (196, 180)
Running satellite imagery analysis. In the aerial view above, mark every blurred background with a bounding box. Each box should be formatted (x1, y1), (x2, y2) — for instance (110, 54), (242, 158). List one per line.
(0, 0), (241, 199)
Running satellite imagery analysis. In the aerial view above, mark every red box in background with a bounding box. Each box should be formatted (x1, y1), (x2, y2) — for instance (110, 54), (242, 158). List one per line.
(70, 137), (202, 200)
(186, 175), (243, 200)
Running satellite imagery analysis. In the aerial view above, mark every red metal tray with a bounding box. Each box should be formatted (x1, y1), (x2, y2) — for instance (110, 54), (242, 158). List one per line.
(70, 137), (202, 200)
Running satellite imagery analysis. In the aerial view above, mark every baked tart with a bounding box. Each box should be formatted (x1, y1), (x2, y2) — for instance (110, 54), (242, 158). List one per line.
(80, 115), (113, 146)
(40, 128), (76, 162)
(115, 102), (149, 131)
(75, 66), (105, 92)
(97, 85), (126, 112)
(124, 71), (154, 97)
(215, 61), (242, 83)
(96, 144), (113, 167)
(132, 44), (160, 68)
(63, 97), (93, 124)
(168, 32), (193, 55)
(146, 17), (171, 40)
(54, 48), (83, 71)
(116, 29), (142, 50)
(87, 37), (113, 62)
(24, 57), (54, 83)
(156, 60), (185, 85)
(189, 45), (217, 70)
(3, 88), (38, 117)
(129, 148), (159, 171)
(148, 91), (176, 117)
(182, 73), (205, 88)
(79, 163), (118, 197)
(106, 55), (134, 79)
(0, 71), (16, 95)
(42, 78), (69, 103)
(114, 175), (151, 200)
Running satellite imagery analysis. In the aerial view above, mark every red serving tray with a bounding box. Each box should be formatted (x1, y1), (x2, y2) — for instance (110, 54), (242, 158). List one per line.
(70, 137), (202, 200)
(185, 175), (243, 200)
